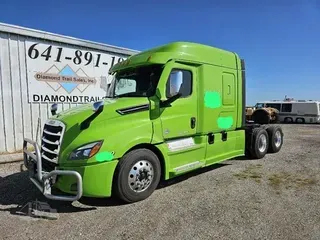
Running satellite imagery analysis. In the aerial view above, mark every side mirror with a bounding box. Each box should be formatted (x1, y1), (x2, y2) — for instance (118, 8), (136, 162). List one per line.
(93, 101), (104, 112)
(51, 103), (58, 116)
(160, 93), (182, 108)
(160, 70), (183, 108)
(169, 70), (183, 96)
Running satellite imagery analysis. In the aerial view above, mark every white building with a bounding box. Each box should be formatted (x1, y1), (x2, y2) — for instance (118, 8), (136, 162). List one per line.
(0, 23), (139, 155)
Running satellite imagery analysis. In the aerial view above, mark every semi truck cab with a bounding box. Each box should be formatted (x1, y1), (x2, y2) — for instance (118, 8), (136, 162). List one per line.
(23, 42), (284, 203)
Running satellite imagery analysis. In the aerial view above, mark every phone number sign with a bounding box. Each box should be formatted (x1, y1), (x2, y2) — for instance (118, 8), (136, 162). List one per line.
(25, 40), (126, 103)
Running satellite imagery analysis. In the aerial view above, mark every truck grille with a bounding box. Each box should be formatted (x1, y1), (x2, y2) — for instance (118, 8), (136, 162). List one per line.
(41, 120), (65, 171)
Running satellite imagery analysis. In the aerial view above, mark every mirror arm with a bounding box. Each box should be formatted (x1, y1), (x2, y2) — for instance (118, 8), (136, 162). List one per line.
(160, 93), (182, 108)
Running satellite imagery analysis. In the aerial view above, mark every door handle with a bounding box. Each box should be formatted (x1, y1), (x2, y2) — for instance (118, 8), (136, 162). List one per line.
(191, 117), (196, 129)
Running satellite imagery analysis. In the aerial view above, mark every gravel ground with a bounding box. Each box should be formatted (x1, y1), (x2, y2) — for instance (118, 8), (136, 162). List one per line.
(0, 124), (320, 240)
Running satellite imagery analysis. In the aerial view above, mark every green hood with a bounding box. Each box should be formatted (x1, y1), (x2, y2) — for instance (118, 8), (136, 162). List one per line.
(54, 97), (149, 128)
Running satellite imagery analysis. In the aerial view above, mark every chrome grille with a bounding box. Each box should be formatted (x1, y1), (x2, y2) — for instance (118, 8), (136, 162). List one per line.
(41, 120), (65, 170)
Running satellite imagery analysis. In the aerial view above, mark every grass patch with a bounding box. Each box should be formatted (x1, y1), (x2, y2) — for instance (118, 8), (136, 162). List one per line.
(268, 172), (317, 190)
(233, 164), (263, 183)
(234, 165), (318, 190)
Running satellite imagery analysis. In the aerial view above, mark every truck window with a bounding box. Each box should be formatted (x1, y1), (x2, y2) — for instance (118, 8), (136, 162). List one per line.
(107, 64), (163, 98)
(166, 69), (192, 98)
(255, 103), (264, 108)
(281, 103), (292, 112)
(115, 79), (136, 95)
(266, 103), (281, 111)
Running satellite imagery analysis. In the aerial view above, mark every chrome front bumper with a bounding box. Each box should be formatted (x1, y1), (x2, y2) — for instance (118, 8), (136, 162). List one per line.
(23, 138), (83, 201)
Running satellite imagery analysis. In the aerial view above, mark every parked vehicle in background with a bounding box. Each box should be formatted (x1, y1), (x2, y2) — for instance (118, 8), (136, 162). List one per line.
(255, 98), (320, 124)
(245, 105), (279, 124)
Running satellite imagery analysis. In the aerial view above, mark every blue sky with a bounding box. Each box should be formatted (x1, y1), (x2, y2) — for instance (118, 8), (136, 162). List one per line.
(0, 0), (319, 105)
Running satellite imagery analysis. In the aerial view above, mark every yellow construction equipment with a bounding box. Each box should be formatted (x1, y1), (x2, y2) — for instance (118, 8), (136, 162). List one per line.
(246, 104), (279, 124)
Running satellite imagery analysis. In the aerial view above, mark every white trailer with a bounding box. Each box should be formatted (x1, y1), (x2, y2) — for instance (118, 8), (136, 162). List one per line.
(255, 100), (320, 124)
(0, 22), (139, 155)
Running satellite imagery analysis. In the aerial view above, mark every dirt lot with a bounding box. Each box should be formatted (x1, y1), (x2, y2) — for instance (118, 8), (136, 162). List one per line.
(0, 124), (320, 240)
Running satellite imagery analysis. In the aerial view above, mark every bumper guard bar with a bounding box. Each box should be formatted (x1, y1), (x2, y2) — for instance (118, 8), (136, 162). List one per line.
(23, 138), (83, 201)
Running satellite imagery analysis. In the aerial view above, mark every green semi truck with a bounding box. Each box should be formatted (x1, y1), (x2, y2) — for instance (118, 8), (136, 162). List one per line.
(23, 42), (284, 203)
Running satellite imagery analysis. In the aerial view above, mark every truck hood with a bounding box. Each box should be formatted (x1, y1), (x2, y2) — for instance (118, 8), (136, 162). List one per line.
(54, 97), (149, 128)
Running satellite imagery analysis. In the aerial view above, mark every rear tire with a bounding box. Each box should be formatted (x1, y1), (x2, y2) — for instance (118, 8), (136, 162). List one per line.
(266, 125), (283, 153)
(113, 148), (161, 203)
(295, 118), (305, 124)
(284, 117), (293, 123)
(249, 128), (269, 159)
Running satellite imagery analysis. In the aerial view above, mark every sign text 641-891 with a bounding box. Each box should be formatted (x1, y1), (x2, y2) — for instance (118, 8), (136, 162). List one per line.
(27, 43), (125, 68)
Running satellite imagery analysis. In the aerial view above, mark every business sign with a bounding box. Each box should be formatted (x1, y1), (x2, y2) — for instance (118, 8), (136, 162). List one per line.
(25, 40), (127, 103)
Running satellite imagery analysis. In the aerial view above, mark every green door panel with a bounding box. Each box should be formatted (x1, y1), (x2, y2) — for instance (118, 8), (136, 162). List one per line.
(220, 72), (237, 131)
(197, 65), (238, 134)
(157, 135), (207, 179)
(222, 73), (235, 106)
(157, 61), (198, 140)
(205, 130), (245, 165)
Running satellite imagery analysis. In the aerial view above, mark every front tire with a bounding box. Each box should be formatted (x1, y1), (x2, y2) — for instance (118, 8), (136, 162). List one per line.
(113, 148), (161, 203)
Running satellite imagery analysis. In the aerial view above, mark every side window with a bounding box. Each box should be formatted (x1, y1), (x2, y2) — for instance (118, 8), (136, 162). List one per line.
(255, 103), (264, 108)
(115, 79), (136, 95)
(166, 69), (192, 98)
(266, 103), (281, 111)
(281, 103), (292, 112)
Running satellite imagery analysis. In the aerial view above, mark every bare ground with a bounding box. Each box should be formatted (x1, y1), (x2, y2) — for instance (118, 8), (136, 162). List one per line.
(0, 124), (319, 240)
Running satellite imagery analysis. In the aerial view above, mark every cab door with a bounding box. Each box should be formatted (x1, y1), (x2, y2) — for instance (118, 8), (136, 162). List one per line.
(157, 61), (205, 174)
(158, 61), (198, 140)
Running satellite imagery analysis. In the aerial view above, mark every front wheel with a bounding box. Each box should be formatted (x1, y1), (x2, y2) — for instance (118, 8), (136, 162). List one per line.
(113, 148), (161, 203)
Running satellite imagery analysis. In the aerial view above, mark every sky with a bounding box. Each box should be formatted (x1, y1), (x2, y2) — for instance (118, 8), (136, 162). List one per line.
(0, 0), (319, 105)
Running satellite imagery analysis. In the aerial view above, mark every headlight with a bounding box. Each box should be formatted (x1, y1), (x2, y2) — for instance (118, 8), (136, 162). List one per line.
(69, 141), (103, 160)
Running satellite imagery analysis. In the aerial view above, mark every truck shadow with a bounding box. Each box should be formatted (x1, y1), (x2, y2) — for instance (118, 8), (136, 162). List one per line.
(0, 162), (231, 211)
(0, 165), (97, 218)
(157, 163), (229, 189)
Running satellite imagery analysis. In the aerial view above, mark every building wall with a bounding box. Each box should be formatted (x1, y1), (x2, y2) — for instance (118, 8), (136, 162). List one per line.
(0, 23), (138, 154)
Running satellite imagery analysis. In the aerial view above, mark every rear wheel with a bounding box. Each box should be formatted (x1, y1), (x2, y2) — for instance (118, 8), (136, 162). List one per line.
(266, 125), (283, 153)
(295, 118), (305, 124)
(284, 117), (293, 123)
(113, 148), (161, 203)
(249, 128), (269, 159)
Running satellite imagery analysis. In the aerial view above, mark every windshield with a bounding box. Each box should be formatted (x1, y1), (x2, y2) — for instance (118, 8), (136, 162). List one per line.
(106, 64), (164, 98)
(255, 103), (265, 108)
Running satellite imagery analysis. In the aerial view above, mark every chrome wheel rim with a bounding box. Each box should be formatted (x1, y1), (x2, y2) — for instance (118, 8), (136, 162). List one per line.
(128, 160), (154, 193)
(275, 130), (282, 148)
(258, 134), (267, 153)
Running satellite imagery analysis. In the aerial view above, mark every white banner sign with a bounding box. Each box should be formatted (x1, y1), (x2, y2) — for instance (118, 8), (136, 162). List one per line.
(25, 40), (127, 103)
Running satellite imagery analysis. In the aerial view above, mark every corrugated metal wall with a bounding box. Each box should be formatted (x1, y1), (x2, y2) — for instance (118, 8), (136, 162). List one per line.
(0, 27), (137, 154)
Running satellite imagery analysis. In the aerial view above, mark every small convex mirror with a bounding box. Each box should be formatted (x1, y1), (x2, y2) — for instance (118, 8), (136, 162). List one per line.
(169, 70), (183, 97)
(93, 101), (104, 112)
(51, 103), (58, 116)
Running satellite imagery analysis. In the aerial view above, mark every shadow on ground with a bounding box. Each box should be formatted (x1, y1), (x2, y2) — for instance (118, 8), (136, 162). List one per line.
(157, 163), (229, 189)
(0, 161), (231, 213)
(0, 167), (96, 218)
